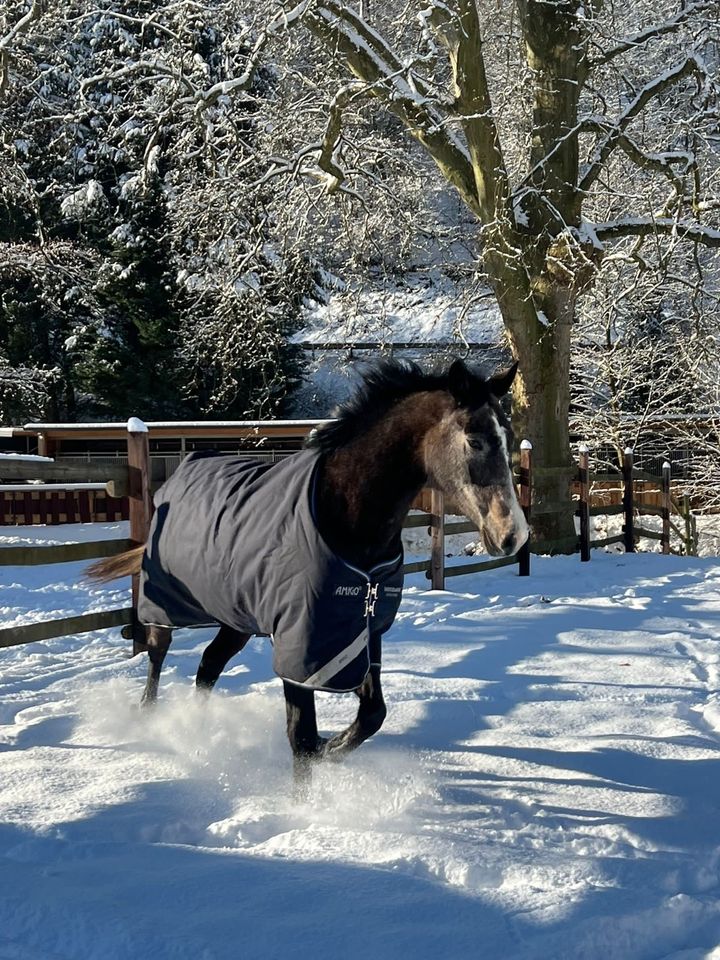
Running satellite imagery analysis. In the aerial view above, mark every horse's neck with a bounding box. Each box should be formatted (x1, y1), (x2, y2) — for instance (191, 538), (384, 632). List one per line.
(314, 392), (449, 568)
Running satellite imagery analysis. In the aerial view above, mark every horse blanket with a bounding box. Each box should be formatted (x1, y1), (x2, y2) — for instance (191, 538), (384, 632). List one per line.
(138, 448), (404, 692)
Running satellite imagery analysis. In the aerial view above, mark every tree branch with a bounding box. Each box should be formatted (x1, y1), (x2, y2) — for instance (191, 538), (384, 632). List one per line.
(435, 0), (510, 224)
(579, 55), (709, 194)
(591, 1), (716, 67)
(593, 217), (720, 246)
(300, 0), (482, 218)
(0, 0), (44, 96)
(198, 1), (311, 108)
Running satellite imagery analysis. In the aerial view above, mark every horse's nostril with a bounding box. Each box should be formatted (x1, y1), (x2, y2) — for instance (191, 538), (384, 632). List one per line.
(501, 532), (517, 555)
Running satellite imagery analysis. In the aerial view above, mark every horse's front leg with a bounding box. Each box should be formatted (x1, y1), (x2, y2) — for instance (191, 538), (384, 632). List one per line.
(283, 679), (326, 795)
(323, 663), (387, 761)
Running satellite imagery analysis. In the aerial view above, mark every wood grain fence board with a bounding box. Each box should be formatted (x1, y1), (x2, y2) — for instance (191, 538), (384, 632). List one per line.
(402, 559), (430, 575)
(444, 520), (479, 535)
(588, 503), (625, 517)
(588, 534), (626, 549)
(578, 447), (590, 562)
(633, 527), (664, 541)
(0, 460), (128, 484)
(518, 442), (532, 577)
(0, 607), (133, 649)
(402, 514), (432, 529)
(0, 538), (134, 566)
(444, 555), (518, 577)
(430, 489), (445, 590)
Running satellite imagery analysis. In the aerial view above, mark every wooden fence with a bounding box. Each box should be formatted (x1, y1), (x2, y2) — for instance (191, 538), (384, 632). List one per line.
(405, 443), (697, 590)
(0, 484), (129, 525)
(0, 421), (152, 652)
(0, 431), (698, 651)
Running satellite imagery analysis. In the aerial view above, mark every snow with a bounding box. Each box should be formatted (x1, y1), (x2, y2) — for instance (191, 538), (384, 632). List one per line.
(0, 483), (106, 493)
(60, 180), (106, 219)
(297, 274), (503, 347)
(126, 417), (147, 434)
(0, 453), (53, 462)
(292, 274), (506, 415)
(3, 524), (720, 958)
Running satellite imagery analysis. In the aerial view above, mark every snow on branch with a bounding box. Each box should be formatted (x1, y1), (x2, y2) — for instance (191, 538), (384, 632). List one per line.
(81, 59), (197, 97)
(593, 217), (720, 246)
(597, 128), (700, 205)
(0, 0), (43, 95)
(579, 55), (710, 195)
(591, 1), (716, 66)
(301, 0), (482, 218)
(197, 1), (311, 108)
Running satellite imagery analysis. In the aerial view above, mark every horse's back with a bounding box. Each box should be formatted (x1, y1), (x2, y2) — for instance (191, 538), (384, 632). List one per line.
(138, 450), (318, 633)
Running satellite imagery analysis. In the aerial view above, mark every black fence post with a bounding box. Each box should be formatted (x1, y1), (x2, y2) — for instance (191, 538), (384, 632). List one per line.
(127, 417), (153, 655)
(661, 461), (671, 556)
(622, 447), (635, 554)
(430, 488), (445, 590)
(578, 444), (590, 562)
(518, 440), (532, 577)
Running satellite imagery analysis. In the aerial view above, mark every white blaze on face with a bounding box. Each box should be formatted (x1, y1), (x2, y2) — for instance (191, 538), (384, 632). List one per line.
(489, 410), (529, 554)
(425, 405), (529, 557)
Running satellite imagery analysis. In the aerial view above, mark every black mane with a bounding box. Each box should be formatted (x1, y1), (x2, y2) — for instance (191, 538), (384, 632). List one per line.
(307, 360), (449, 453)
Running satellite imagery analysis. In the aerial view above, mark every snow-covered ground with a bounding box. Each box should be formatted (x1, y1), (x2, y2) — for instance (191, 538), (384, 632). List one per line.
(3, 525), (720, 959)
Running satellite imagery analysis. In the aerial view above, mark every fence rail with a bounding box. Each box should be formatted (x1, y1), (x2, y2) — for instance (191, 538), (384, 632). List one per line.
(402, 443), (697, 587)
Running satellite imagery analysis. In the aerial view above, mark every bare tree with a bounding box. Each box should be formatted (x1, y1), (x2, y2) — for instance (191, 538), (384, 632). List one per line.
(265, 0), (720, 538)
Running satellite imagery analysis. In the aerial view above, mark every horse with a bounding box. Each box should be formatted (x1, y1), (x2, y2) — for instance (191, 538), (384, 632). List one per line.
(87, 358), (528, 787)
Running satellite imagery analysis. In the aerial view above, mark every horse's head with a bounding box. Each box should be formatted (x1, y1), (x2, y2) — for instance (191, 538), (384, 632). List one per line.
(424, 359), (529, 558)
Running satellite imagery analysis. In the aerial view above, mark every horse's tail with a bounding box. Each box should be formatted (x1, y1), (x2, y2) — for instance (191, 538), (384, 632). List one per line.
(86, 543), (145, 583)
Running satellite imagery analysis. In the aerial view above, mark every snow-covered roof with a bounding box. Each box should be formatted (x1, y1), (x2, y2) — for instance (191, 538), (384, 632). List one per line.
(295, 274), (503, 348)
(0, 452), (54, 462)
(23, 420), (323, 431)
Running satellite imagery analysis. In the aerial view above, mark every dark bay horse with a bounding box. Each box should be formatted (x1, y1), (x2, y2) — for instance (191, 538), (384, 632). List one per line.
(88, 358), (528, 786)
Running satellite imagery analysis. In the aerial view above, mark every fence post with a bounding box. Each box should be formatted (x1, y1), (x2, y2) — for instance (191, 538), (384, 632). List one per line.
(682, 493), (694, 557)
(430, 488), (445, 590)
(518, 440), (532, 577)
(127, 417), (153, 654)
(578, 444), (591, 562)
(661, 461), (671, 556)
(622, 447), (635, 554)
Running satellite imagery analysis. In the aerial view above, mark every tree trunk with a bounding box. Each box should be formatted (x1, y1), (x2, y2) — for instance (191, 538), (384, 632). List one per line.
(510, 313), (576, 547)
(483, 239), (578, 547)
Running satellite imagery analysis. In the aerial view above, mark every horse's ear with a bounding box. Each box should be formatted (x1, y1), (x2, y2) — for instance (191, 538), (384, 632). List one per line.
(448, 358), (481, 405)
(489, 361), (519, 397)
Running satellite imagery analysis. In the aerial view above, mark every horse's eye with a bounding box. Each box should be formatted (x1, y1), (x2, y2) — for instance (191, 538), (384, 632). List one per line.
(468, 437), (487, 452)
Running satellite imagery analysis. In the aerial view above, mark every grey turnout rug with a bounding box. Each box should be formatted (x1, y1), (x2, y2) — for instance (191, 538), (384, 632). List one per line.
(138, 448), (404, 692)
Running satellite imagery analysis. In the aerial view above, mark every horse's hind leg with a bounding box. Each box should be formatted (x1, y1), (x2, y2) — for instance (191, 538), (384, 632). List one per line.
(195, 625), (250, 693)
(141, 625), (174, 706)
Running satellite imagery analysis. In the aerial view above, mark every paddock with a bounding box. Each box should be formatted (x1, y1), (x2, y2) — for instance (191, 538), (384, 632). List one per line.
(0, 420), (697, 653)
